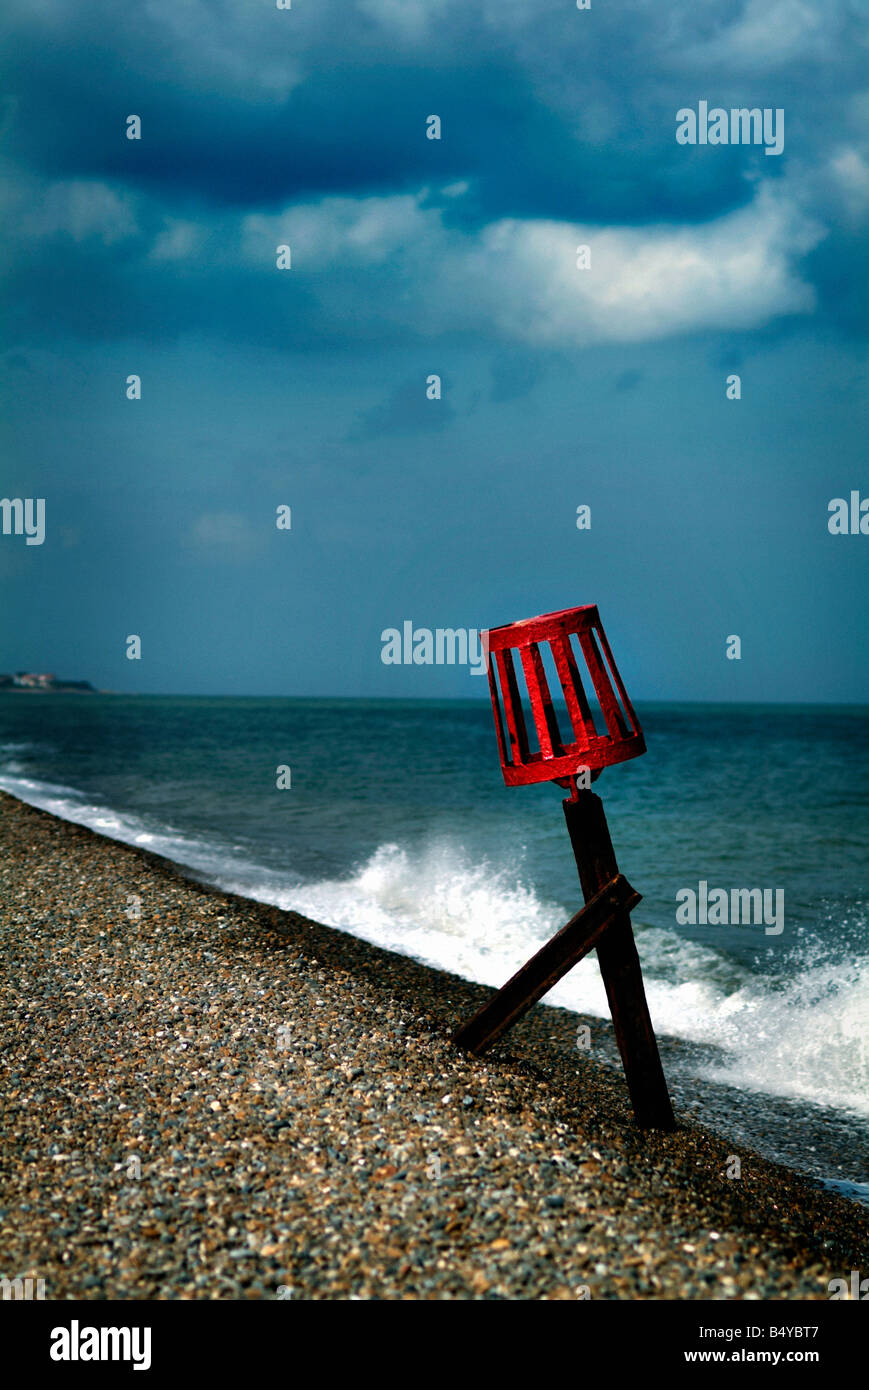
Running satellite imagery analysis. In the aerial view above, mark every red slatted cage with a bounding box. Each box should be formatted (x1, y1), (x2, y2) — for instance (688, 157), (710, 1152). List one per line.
(485, 604), (646, 790)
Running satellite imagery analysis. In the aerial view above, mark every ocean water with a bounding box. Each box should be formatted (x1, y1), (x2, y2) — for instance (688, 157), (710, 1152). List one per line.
(1, 694), (867, 1191)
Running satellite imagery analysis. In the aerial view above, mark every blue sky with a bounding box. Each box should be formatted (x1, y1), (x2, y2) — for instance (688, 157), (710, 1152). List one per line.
(0, 0), (867, 700)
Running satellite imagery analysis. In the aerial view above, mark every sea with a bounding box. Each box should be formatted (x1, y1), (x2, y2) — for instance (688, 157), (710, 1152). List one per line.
(1, 694), (867, 1200)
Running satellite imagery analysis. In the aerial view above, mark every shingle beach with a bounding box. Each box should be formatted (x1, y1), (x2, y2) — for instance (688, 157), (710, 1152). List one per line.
(1, 789), (866, 1301)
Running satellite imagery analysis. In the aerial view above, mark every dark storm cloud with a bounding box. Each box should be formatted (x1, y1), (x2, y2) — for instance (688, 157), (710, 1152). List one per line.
(1, 0), (867, 349)
(0, 0), (794, 226)
(349, 378), (457, 441)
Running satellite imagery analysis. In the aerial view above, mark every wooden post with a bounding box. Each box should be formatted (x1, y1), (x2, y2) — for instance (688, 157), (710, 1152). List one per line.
(563, 790), (675, 1130)
(452, 873), (641, 1055)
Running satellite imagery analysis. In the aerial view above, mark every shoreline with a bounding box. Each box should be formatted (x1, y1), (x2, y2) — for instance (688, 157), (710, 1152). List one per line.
(1, 788), (867, 1300)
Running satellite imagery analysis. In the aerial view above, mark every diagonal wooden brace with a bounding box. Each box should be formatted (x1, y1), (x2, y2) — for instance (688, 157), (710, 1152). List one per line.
(452, 873), (641, 1056)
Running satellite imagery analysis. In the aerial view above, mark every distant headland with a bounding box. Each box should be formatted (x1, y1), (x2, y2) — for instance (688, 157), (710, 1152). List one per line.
(0, 671), (96, 693)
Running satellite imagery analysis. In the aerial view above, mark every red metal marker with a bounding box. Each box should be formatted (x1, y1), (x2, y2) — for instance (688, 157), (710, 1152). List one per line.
(486, 603), (645, 794)
(453, 603), (674, 1130)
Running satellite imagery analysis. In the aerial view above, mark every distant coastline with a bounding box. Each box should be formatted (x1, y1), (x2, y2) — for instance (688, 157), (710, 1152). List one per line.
(0, 671), (96, 693)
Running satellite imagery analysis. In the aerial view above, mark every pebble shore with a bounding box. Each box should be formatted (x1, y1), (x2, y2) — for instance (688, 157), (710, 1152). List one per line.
(1, 789), (866, 1301)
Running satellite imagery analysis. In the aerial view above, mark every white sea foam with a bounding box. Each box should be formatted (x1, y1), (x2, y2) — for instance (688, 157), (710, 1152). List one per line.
(2, 771), (867, 1121)
(0, 772), (240, 879)
(695, 958), (869, 1117)
(209, 835), (869, 1120)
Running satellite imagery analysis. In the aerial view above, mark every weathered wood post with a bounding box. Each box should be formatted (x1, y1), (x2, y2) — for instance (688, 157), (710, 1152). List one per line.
(451, 604), (675, 1130)
(563, 790), (674, 1129)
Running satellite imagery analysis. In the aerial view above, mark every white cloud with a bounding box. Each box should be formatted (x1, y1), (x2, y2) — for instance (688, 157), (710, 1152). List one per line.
(238, 181), (824, 344)
(142, 1), (303, 100)
(678, 0), (835, 70)
(356, 0), (454, 40)
(1, 167), (826, 348)
(466, 184), (823, 344)
(32, 180), (139, 244)
(829, 147), (869, 220)
(191, 512), (260, 559)
(241, 194), (430, 269)
(149, 218), (203, 262)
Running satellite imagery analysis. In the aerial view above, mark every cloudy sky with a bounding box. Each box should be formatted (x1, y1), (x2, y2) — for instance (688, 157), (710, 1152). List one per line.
(0, 0), (867, 699)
